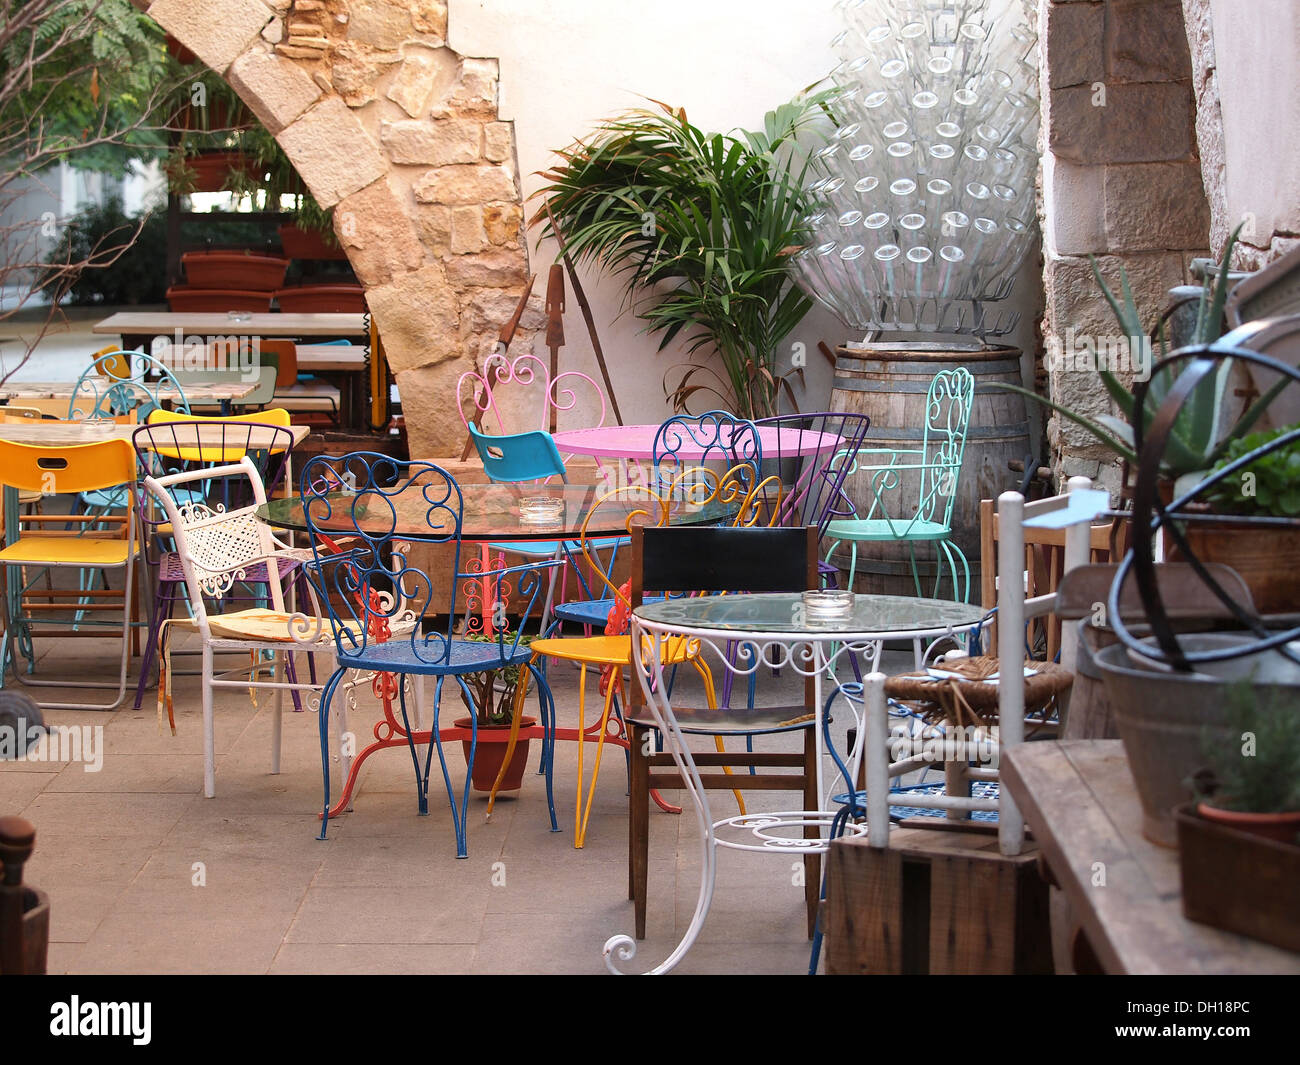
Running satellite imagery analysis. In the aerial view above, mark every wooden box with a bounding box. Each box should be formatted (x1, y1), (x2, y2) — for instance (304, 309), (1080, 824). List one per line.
(825, 825), (1053, 975)
(1176, 803), (1300, 954)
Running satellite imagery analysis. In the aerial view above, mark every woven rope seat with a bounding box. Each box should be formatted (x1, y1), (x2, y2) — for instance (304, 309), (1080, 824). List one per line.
(884, 656), (1073, 729)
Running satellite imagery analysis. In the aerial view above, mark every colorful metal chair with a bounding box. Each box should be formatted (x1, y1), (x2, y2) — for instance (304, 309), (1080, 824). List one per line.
(0, 438), (139, 709)
(142, 455), (335, 796)
(299, 452), (560, 858)
(824, 368), (976, 601)
(130, 414), (303, 711)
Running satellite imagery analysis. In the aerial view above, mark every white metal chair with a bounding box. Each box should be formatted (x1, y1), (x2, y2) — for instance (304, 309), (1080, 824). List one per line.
(143, 456), (332, 797)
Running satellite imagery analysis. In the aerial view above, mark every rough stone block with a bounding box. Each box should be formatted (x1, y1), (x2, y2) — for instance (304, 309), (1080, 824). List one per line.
(227, 46), (322, 134)
(410, 0), (448, 38)
(367, 262), (460, 374)
(1107, 0), (1193, 83)
(1049, 82), (1193, 164)
(277, 96), (388, 207)
(444, 248), (528, 289)
(333, 177), (425, 286)
(1104, 161), (1210, 251)
(347, 0), (412, 50)
(1043, 156), (1107, 256)
(381, 119), (481, 165)
(415, 204), (453, 257)
(396, 361), (474, 457)
(451, 205), (487, 254)
(462, 289), (546, 337)
(331, 40), (402, 107)
(413, 163), (517, 205)
(482, 202), (522, 246)
(148, 0), (270, 73)
(1046, 0), (1105, 89)
(387, 47), (460, 118)
(432, 57), (498, 118)
(483, 122), (513, 163)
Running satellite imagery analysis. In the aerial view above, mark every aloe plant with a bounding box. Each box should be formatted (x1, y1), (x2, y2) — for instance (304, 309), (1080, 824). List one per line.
(532, 97), (824, 419)
(993, 225), (1286, 479)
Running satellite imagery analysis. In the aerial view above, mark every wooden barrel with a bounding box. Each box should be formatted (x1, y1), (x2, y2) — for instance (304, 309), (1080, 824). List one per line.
(828, 343), (1030, 599)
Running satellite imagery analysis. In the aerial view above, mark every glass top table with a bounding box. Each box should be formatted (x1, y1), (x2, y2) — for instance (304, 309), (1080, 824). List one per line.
(552, 423), (841, 461)
(636, 591), (986, 637)
(256, 482), (738, 542)
(612, 589), (989, 975)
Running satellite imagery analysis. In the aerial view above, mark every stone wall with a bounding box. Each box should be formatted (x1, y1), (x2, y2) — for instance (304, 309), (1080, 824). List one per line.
(142, 0), (536, 458)
(1039, 0), (1210, 493)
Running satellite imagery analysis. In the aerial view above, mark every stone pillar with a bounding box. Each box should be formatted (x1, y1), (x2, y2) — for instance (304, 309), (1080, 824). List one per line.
(1039, 0), (1210, 494)
(146, 0), (536, 458)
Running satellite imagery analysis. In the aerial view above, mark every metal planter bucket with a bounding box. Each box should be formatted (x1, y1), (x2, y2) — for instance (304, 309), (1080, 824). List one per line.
(1095, 634), (1300, 847)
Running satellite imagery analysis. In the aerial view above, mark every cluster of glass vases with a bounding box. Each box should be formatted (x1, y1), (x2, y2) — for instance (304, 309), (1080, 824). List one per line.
(795, 0), (1039, 337)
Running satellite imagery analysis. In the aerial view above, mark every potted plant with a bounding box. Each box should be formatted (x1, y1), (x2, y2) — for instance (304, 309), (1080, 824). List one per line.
(1172, 423), (1300, 613)
(454, 633), (536, 793)
(533, 97), (825, 419)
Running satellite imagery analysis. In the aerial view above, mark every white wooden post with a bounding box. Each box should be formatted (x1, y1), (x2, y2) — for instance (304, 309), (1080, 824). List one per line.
(997, 491), (1026, 856)
(865, 671), (890, 848)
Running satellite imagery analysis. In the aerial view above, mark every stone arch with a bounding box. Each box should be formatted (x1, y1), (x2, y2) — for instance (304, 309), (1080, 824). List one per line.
(141, 0), (535, 457)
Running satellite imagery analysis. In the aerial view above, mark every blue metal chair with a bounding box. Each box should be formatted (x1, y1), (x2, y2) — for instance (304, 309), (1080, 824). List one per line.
(299, 452), (560, 858)
(824, 368), (976, 602)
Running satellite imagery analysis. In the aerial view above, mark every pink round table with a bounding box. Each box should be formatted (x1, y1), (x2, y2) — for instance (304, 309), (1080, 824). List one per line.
(551, 424), (842, 460)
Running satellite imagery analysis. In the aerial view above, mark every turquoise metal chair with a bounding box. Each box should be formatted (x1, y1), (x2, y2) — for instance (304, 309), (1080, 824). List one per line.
(823, 367), (976, 602)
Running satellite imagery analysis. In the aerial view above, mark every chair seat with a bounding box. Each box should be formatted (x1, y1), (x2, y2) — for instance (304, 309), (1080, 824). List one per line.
(79, 486), (130, 510)
(337, 634), (534, 675)
(825, 517), (954, 542)
(488, 535), (625, 558)
(0, 534), (131, 567)
(625, 703), (816, 736)
(530, 633), (696, 668)
(551, 593), (666, 628)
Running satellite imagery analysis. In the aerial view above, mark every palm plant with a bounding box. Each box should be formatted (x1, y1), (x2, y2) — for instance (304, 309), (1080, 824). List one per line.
(532, 98), (824, 419)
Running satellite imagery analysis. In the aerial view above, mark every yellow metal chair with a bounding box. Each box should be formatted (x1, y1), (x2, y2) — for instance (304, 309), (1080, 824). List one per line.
(0, 437), (139, 709)
(491, 465), (781, 848)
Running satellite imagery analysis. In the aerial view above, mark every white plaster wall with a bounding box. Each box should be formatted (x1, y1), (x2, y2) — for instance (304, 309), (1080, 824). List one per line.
(451, 0), (1042, 426)
(1209, 0), (1300, 255)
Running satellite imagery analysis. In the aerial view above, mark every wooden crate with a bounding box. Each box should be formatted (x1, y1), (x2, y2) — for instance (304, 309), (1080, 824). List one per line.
(825, 824), (1053, 975)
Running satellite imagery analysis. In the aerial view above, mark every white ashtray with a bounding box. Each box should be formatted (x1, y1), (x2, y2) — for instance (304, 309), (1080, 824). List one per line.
(518, 496), (564, 524)
(801, 589), (854, 621)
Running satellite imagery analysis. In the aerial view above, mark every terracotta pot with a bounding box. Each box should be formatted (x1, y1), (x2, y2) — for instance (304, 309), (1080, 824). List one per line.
(186, 151), (254, 193)
(1175, 521), (1300, 614)
(274, 284), (365, 313)
(454, 715), (536, 793)
(183, 251), (290, 292)
(278, 223), (349, 262)
(1196, 802), (1300, 845)
(165, 286), (272, 313)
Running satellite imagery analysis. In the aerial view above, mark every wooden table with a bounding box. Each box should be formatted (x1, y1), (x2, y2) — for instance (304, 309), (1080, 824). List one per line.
(2, 379), (258, 409)
(93, 312), (368, 351)
(1002, 740), (1300, 974)
(0, 420), (309, 448)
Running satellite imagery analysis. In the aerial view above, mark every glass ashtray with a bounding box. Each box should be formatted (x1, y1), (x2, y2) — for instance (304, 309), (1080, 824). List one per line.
(226, 310), (253, 322)
(801, 589), (855, 621)
(518, 496), (564, 524)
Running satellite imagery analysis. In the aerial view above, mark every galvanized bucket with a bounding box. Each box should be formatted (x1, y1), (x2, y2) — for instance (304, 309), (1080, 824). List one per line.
(1096, 634), (1300, 847)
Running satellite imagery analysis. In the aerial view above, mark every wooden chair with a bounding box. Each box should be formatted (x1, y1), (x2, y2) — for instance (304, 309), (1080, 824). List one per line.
(626, 523), (821, 940)
(979, 496), (1118, 659)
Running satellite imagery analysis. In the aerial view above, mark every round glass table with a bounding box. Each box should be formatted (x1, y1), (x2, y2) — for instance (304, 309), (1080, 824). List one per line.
(604, 590), (988, 975)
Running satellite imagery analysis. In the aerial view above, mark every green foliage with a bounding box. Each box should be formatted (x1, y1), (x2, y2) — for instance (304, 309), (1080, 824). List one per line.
(1, 0), (178, 177)
(1204, 424), (1300, 517)
(1193, 680), (1300, 814)
(44, 196), (167, 305)
(534, 97), (825, 419)
(457, 632), (534, 727)
(991, 224), (1286, 478)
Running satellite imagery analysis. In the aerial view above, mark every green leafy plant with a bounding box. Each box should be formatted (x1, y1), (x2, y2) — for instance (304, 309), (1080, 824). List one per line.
(42, 195), (167, 304)
(1191, 680), (1300, 814)
(457, 632), (534, 727)
(533, 97), (825, 419)
(991, 225), (1287, 479)
(1202, 424), (1300, 517)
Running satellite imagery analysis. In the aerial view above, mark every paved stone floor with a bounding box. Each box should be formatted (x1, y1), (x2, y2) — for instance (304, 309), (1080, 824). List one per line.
(0, 631), (900, 975)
